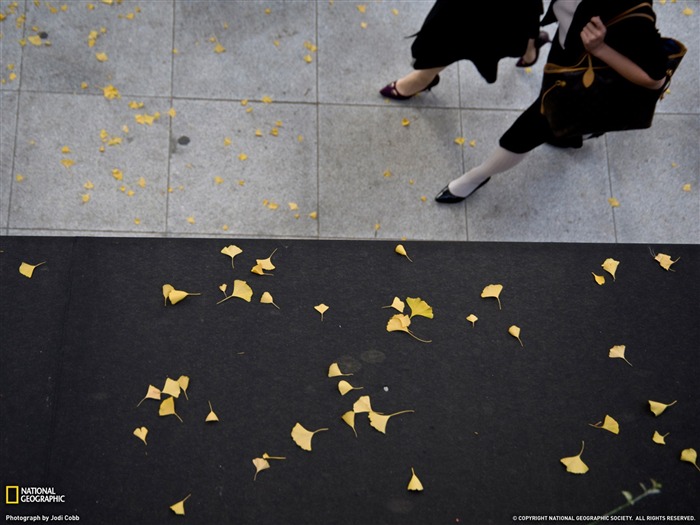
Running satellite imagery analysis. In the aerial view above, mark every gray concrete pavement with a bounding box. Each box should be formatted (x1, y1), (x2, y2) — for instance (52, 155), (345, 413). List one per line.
(1, 0), (698, 243)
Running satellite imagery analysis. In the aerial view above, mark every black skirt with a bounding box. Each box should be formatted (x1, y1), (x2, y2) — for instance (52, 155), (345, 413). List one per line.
(411, 0), (544, 83)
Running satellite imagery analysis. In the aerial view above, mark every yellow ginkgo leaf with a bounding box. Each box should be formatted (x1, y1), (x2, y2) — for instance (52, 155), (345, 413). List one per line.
(383, 297), (405, 313)
(592, 273), (605, 285)
(401, 118), (410, 127)
(652, 431), (669, 445)
(368, 409), (414, 434)
(262, 453), (286, 461)
(159, 397), (183, 422)
(232, 280), (253, 302)
(395, 244), (412, 262)
(481, 284), (503, 309)
(169, 494), (191, 515)
(61, 158), (75, 169)
(257, 248), (277, 271)
(508, 325), (523, 347)
(252, 457), (270, 480)
(407, 467), (423, 491)
(251, 263), (273, 276)
(168, 288), (201, 305)
(133, 426), (148, 445)
(338, 380), (363, 396)
(386, 314), (431, 343)
(560, 441), (589, 474)
(315, 303), (329, 321)
(95, 51), (108, 62)
(291, 423), (328, 451)
(162, 284), (174, 306)
(609, 345), (632, 366)
(162, 377), (181, 398)
(649, 399), (677, 416)
(602, 258), (619, 280)
(328, 363), (352, 378)
(454, 137), (466, 145)
(103, 84), (120, 99)
(136, 384), (161, 407)
(206, 400), (219, 422)
(466, 314), (478, 327)
(608, 197), (620, 208)
(653, 252), (680, 271)
(260, 291), (280, 309)
(221, 244), (243, 268)
(589, 415), (620, 434)
(178, 375), (190, 400)
(19, 261), (46, 278)
(406, 297), (433, 319)
(353, 395), (373, 413)
(341, 411), (358, 437)
(680, 448), (700, 472)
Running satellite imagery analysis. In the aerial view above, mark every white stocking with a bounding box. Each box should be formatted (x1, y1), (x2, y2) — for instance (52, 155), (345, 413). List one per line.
(448, 147), (528, 197)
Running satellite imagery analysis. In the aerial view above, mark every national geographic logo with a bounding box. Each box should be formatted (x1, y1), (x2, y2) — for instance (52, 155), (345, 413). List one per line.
(5, 486), (66, 504)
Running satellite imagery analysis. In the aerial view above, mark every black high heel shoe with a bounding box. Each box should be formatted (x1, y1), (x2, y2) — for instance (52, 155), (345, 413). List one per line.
(515, 31), (550, 68)
(435, 178), (490, 204)
(380, 75), (440, 100)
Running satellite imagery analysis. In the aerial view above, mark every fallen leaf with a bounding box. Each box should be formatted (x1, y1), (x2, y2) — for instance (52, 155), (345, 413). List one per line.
(169, 494), (191, 515)
(162, 284), (174, 306)
(136, 385), (161, 407)
(159, 397), (183, 422)
(368, 409), (414, 434)
(608, 197), (620, 207)
(260, 291), (280, 309)
(337, 380), (363, 396)
(592, 273), (605, 285)
(95, 51), (108, 62)
(652, 252), (680, 271)
(221, 244), (243, 269)
(560, 441), (589, 474)
(341, 411), (358, 437)
(652, 431), (669, 445)
(383, 297), (405, 313)
(162, 377), (181, 398)
(251, 263), (273, 276)
(407, 467), (423, 491)
(60, 158), (75, 168)
(252, 457), (270, 480)
(602, 258), (619, 280)
(262, 453), (286, 461)
(466, 314), (478, 327)
(353, 395), (373, 413)
(133, 426), (148, 445)
(232, 280), (253, 302)
(102, 85), (120, 99)
(166, 287), (201, 305)
(589, 415), (620, 434)
(256, 248), (278, 271)
(315, 303), (329, 321)
(454, 137), (465, 145)
(609, 345), (632, 366)
(19, 261), (46, 278)
(291, 423), (328, 451)
(680, 448), (699, 472)
(682, 183), (691, 192)
(328, 363), (352, 378)
(508, 325), (524, 347)
(395, 244), (412, 262)
(649, 399), (677, 416)
(481, 284), (503, 309)
(178, 375), (190, 399)
(406, 297), (433, 319)
(386, 314), (431, 343)
(401, 118), (410, 127)
(206, 400), (219, 422)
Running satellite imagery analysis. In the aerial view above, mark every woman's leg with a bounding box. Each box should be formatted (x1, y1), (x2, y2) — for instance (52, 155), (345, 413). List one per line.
(394, 66), (444, 97)
(441, 101), (551, 198)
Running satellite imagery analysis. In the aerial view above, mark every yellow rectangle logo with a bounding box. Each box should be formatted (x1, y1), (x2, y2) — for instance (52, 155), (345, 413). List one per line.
(5, 485), (19, 504)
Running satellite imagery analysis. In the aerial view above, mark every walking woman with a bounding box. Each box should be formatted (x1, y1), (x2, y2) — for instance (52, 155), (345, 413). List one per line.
(380, 1), (548, 100)
(435, 0), (671, 203)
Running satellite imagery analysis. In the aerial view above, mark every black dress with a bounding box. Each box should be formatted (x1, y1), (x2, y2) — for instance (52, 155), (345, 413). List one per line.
(500, 0), (668, 152)
(410, 0), (544, 83)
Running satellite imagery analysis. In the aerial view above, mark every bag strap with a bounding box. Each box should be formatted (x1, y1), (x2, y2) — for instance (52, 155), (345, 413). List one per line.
(545, 2), (656, 87)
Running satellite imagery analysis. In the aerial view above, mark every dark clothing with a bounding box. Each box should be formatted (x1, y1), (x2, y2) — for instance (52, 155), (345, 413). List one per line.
(501, 0), (667, 153)
(411, 1), (544, 83)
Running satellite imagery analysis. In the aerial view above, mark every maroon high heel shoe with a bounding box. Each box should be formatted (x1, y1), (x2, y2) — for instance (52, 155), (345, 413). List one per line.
(515, 31), (550, 68)
(380, 75), (440, 100)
